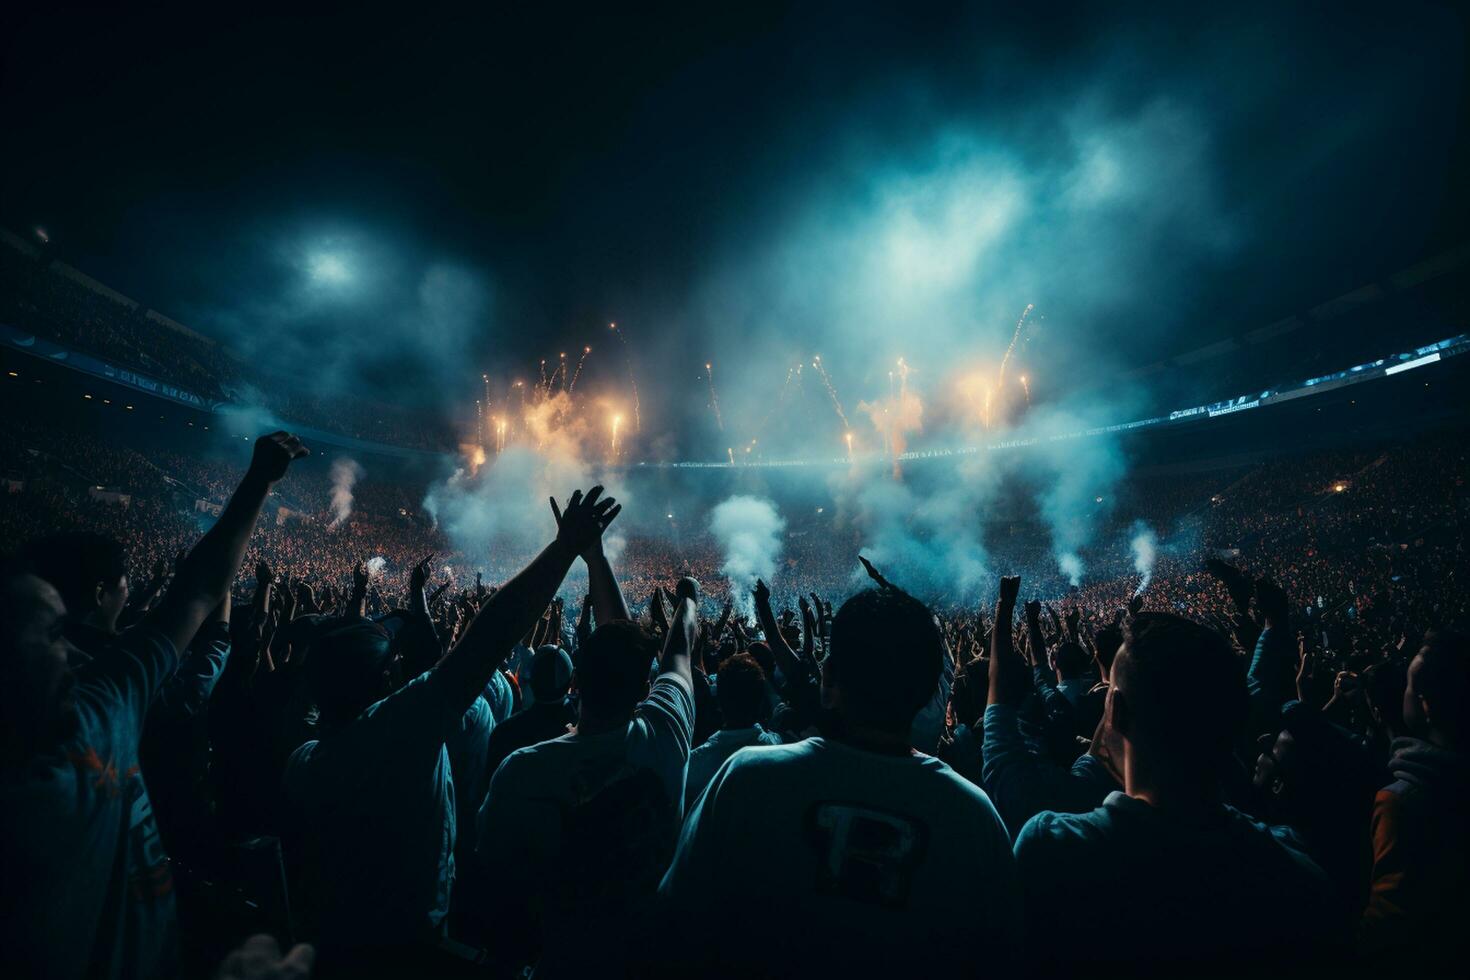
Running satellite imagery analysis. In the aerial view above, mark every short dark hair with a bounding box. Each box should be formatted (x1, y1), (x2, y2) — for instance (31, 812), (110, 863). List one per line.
(827, 587), (942, 732)
(1417, 630), (1470, 728)
(716, 653), (767, 729)
(1093, 625), (1123, 674)
(307, 621), (394, 726)
(575, 620), (660, 713)
(20, 532), (127, 610)
(1055, 640), (1091, 679)
(1118, 612), (1244, 771)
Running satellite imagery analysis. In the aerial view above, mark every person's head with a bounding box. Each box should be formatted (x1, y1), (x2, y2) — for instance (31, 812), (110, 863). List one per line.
(1055, 640), (1091, 681)
(1093, 625), (1123, 679)
(530, 644), (574, 705)
(1361, 658), (1408, 736)
(21, 532), (129, 633)
(1105, 612), (1245, 784)
(823, 587), (943, 737)
(306, 621), (395, 729)
(716, 653), (767, 729)
(574, 620), (660, 718)
(1253, 700), (1366, 824)
(1404, 630), (1470, 747)
(0, 561), (82, 761)
(745, 640), (775, 682)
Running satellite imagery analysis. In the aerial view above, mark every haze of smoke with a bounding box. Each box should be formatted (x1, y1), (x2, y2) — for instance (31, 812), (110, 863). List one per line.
(1017, 404), (1130, 589)
(423, 394), (631, 586)
(710, 495), (786, 618)
(327, 457), (364, 529)
(1057, 552), (1084, 588)
(857, 386), (923, 459)
(365, 555), (388, 578)
(216, 385), (280, 441)
(1130, 520), (1158, 595)
(829, 453), (996, 603)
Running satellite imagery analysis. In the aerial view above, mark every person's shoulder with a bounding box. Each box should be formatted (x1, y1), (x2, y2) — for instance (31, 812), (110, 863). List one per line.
(649, 670), (694, 701)
(281, 739), (322, 797)
(918, 752), (1003, 805)
(492, 732), (574, 785)
(1014, 801), (1112, 856)
(1224, 806), (1333, 878)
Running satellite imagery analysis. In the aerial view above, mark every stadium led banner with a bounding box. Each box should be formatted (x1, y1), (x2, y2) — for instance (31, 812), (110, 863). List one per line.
(1, 323), (225, 412)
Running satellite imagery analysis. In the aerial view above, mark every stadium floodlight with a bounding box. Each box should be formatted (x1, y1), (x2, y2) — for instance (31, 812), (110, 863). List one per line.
(308, 253), (351, 283)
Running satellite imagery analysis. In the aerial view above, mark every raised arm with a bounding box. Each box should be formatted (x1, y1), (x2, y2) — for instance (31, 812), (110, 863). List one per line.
(435, 487), (619, 715)
(146, 432), (307, 658)
(987, 577), (1027, 707)
(659, 577), (699, 685)
(754, 577), (807, 687)
(581, 513), (630, 623)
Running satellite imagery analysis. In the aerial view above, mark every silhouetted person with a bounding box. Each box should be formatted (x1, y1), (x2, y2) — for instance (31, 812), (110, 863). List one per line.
(1014, 612), (1345, 975)
(659, 581), (1018, 977)
(1360, 629), (1470, 968)
(685, 651), (782, 807)
(1, 431), (308, 980)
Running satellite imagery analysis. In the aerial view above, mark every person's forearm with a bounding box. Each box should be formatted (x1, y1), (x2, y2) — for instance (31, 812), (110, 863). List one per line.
(437, 539), (578, 714)
(988, 600), (1023, 707)
(659, 597), (696, 682)
(757, 596), (806, 684)
(585, 548), (631, 623)
(155, 474), (270, 645)
(1026, 614), (1047, 669)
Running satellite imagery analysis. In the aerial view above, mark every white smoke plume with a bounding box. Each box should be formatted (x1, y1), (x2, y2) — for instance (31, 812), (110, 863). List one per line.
(365, 555), (388, 578)
(327, 457), (364, 529)
(1130, 521), (1158, 595)
(1057, 552), (1084, 588)
(710, 495), (786, 618)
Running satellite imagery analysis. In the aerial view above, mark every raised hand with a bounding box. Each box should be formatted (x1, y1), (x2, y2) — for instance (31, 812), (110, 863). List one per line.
(998, 575), (1021, 608)
(353, 562), (369, 593)
(410, 554), (434, 593)
(752, 577), (772, 608)
(1127, 592), (1144, 616)
(674, 576), (700, 604)
(255, 560), (273, 589)
(1206, 558), (1254, 613)
(247, 431), (309, 485)
(1023, 598), (1042, 622)
(549, 486), (621, 557)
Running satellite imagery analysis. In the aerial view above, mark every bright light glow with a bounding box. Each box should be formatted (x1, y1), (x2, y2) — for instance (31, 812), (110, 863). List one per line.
(308, 253), (351, 283)
(1333, 483), (1347, 493)
(1384, 352), (1441, 375)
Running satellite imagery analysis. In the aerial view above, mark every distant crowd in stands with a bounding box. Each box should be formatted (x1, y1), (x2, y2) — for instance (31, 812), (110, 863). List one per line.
(2, 412), (1467, 977)
(1, 241), (452, 450)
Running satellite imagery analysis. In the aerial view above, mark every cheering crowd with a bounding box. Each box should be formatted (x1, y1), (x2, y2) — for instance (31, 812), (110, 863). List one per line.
(1, 412), (1466, 978)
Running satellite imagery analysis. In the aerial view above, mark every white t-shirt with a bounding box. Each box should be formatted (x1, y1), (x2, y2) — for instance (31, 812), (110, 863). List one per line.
(685, 725), (782, 807)
(476, 671), (695, 971)
(658, 736), (1019, 974)
(476, 671), (695, 876)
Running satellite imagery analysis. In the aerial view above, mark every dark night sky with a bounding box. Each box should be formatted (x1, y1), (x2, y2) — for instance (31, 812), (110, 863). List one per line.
(2, 2), (1466, 443)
